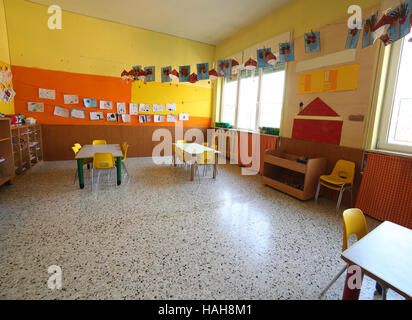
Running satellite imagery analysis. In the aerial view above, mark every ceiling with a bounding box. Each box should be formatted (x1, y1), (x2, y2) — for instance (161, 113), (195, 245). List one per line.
(28, 0), (294, 45)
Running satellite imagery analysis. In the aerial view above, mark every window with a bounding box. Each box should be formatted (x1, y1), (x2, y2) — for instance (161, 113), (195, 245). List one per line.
(220, 64), (286, 131)
(377, 38), (412, 154)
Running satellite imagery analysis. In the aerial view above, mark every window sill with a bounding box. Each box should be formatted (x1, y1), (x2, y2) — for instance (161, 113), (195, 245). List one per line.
(366, 149), (412, 159)
(213, 127), (280, 138)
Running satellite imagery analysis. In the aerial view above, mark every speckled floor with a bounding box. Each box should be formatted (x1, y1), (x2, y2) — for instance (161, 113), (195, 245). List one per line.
(0, 158), (404, 300)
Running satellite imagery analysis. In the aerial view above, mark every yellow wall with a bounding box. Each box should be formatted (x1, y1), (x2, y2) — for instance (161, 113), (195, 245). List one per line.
(0, 0), (14, 115)
(216, 0), (381, 59)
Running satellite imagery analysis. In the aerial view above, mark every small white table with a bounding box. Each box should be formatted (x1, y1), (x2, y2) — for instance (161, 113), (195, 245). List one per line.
(173, 143), (220, 181)
(341, 221), (412, 300)
(75, 144), (123, 189)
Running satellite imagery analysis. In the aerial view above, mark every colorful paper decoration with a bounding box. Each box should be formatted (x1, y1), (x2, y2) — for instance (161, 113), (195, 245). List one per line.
(304, 31), (320, 53)
(129, 103), (138, 115)
(169, 69), (179, 80)
(297, 64), (360, 94)
(54, 106), (69, 118)
(100, 100), (113, 110)
(128, 69), (137, 81)
(179, 66), (190, 82)
(363, 12), (378, 48)
(145, 67), (155, 82)
(197, 63), (209, 80)
(218, 59), (231, 77)
(84, 98), (98, 108)
(208, 69), (218, 80)
(120, 70), (128, 80)
(292, 98), (343, 145)
(231, 59), (240, 72)
(266, 52), (277, 66)
(70, 109), (86, 119)
(279, 43), (294, 62)
(90, 111), (104, 121)
(189, 73), (198, 83)
(372, 13), (394, 45)
(39, 88), (56, 100)
(257, 48), (271, 67)
(64, 94), (79, 105)
(3, 87), (15, 104)
(27, 102), (44, 112)
(137, 69), (147, 81)
(161, 66), (171, 83)
(244, 58), (258, 70)
(106, 113), (118, 122)
(346, 27), (361, 49)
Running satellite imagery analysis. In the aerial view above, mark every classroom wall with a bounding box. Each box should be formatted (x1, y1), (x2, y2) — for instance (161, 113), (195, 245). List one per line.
(0, 0), (14, 115)
(216, 0), (383, 150)
(4, 0), (215, 126)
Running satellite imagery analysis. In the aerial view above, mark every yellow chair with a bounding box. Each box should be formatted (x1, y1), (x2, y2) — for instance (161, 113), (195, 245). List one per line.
(174, 140), (187, 168)
(93, 140), (107, 145)
(72, 145), (92, 185)
(315, 160), (356, 212)
(91, 153), (115, 190)
(319, 208), (369, 299)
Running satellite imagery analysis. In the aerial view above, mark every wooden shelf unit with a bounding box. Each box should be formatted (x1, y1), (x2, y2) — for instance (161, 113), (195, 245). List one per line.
(263, 149), (327, 201)
(11, 124), (43, 177)
(0, 119), (15, 186)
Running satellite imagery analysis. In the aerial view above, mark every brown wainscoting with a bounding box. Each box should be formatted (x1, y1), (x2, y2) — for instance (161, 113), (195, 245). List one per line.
(41, 124), (208, 161)
(277, 137), (365, 206)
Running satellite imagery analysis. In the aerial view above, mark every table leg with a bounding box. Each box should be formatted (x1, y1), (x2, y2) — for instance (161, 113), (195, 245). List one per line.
(190, 162), (195, 181)
(77, 159), (85, 189)
(116, 157), (122, 186)
(213, 153), (218, 179)
(173, 148), (176, 167)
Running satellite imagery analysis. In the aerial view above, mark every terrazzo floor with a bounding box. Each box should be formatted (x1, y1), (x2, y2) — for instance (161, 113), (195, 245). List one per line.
(0, 158), (405, 300)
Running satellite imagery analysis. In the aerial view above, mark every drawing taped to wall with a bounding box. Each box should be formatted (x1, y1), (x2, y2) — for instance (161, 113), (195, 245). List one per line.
(139, 104), (151, 112)
(106, 113), (118, 122)
(90, 111), (104, 121)
(84, 98), (98, 108)
(70, 109), (86, 119)
(39, 88), (55, 100)
(54, 106), (69, 118)
(304, 32), (320, 53)
(117, 102), (127, 114)
(64, 94), (79, 105)
(100, 100), (113, 110)
(27, 102), (44, 112)
(129, 103), (138, 115)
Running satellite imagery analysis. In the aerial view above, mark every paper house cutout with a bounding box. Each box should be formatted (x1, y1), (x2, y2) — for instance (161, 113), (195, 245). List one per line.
(292, 97), (343, 145)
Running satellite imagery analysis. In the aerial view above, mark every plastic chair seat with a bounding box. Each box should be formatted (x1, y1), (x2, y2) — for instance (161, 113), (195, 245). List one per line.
(320, 175), (351, 187)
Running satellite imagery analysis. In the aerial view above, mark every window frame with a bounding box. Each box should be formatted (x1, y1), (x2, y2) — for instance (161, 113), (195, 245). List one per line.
(376, 38), (412, 154)
(220, 65), (286, 132)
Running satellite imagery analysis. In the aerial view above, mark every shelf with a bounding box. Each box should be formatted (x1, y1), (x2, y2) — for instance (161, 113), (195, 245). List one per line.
(0, 176), (13, 187)
(0, 137), (10, 142)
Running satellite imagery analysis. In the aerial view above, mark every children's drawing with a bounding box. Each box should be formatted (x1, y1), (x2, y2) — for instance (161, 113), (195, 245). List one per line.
(153, 104), (164, 112)
(218, 59), (231, 77)
(106, 113), (118, 122)
(346, 28), (361, 49)
(71, 109), (86, 119)
(363, 12), (378, 48)
(162, 66), (172, 83)
(139, 115), (151, 123)
(39, 88), (55, 100)
(179, 66), (190, 82)
(139, 104), (151, 112)
(166, 103), (177, 112)
(145, 66), (155, 82)
(117, 102), (127, 114)
(197, 63), (209, 80)
(304, 32), (320, 52)
(3, 87), (15, 104)
(257, 48), (272, 67)
(167, 115), (177, 123)
(54, 106), (69, 118)
(179, 113), (189, 121)
(129, 103), (138, 115)
(64, 94), (79, 105)
(386, 1), (411, 44)
(154, 115), (165, 123)
(90, 111), (104, 121)
(100, 100), (113, 110)
(122, 114), (131, 123)
(279, 43), (294, 62)
(84, 98), (98, 108)
(27, 102), (44, 112)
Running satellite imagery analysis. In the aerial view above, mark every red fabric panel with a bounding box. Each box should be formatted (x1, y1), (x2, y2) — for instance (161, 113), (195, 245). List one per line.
(356, 153), (412, 229)
(292, 119), (343, 145)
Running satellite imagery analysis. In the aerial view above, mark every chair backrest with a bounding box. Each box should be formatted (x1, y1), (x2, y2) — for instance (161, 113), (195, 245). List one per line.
(74, 143), (82, 150)
(93, 140), (107, 145)
(93, 153), (114, 169)
(342, 208), (368, 252)
(72, 146), (80, 155)
(121, 142), (129, 161)
(331, 160), (356, 185)
(177, 140), (187, 144)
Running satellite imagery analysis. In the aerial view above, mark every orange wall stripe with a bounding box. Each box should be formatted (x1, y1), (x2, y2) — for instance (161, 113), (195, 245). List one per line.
(11, 66), (211, 127)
